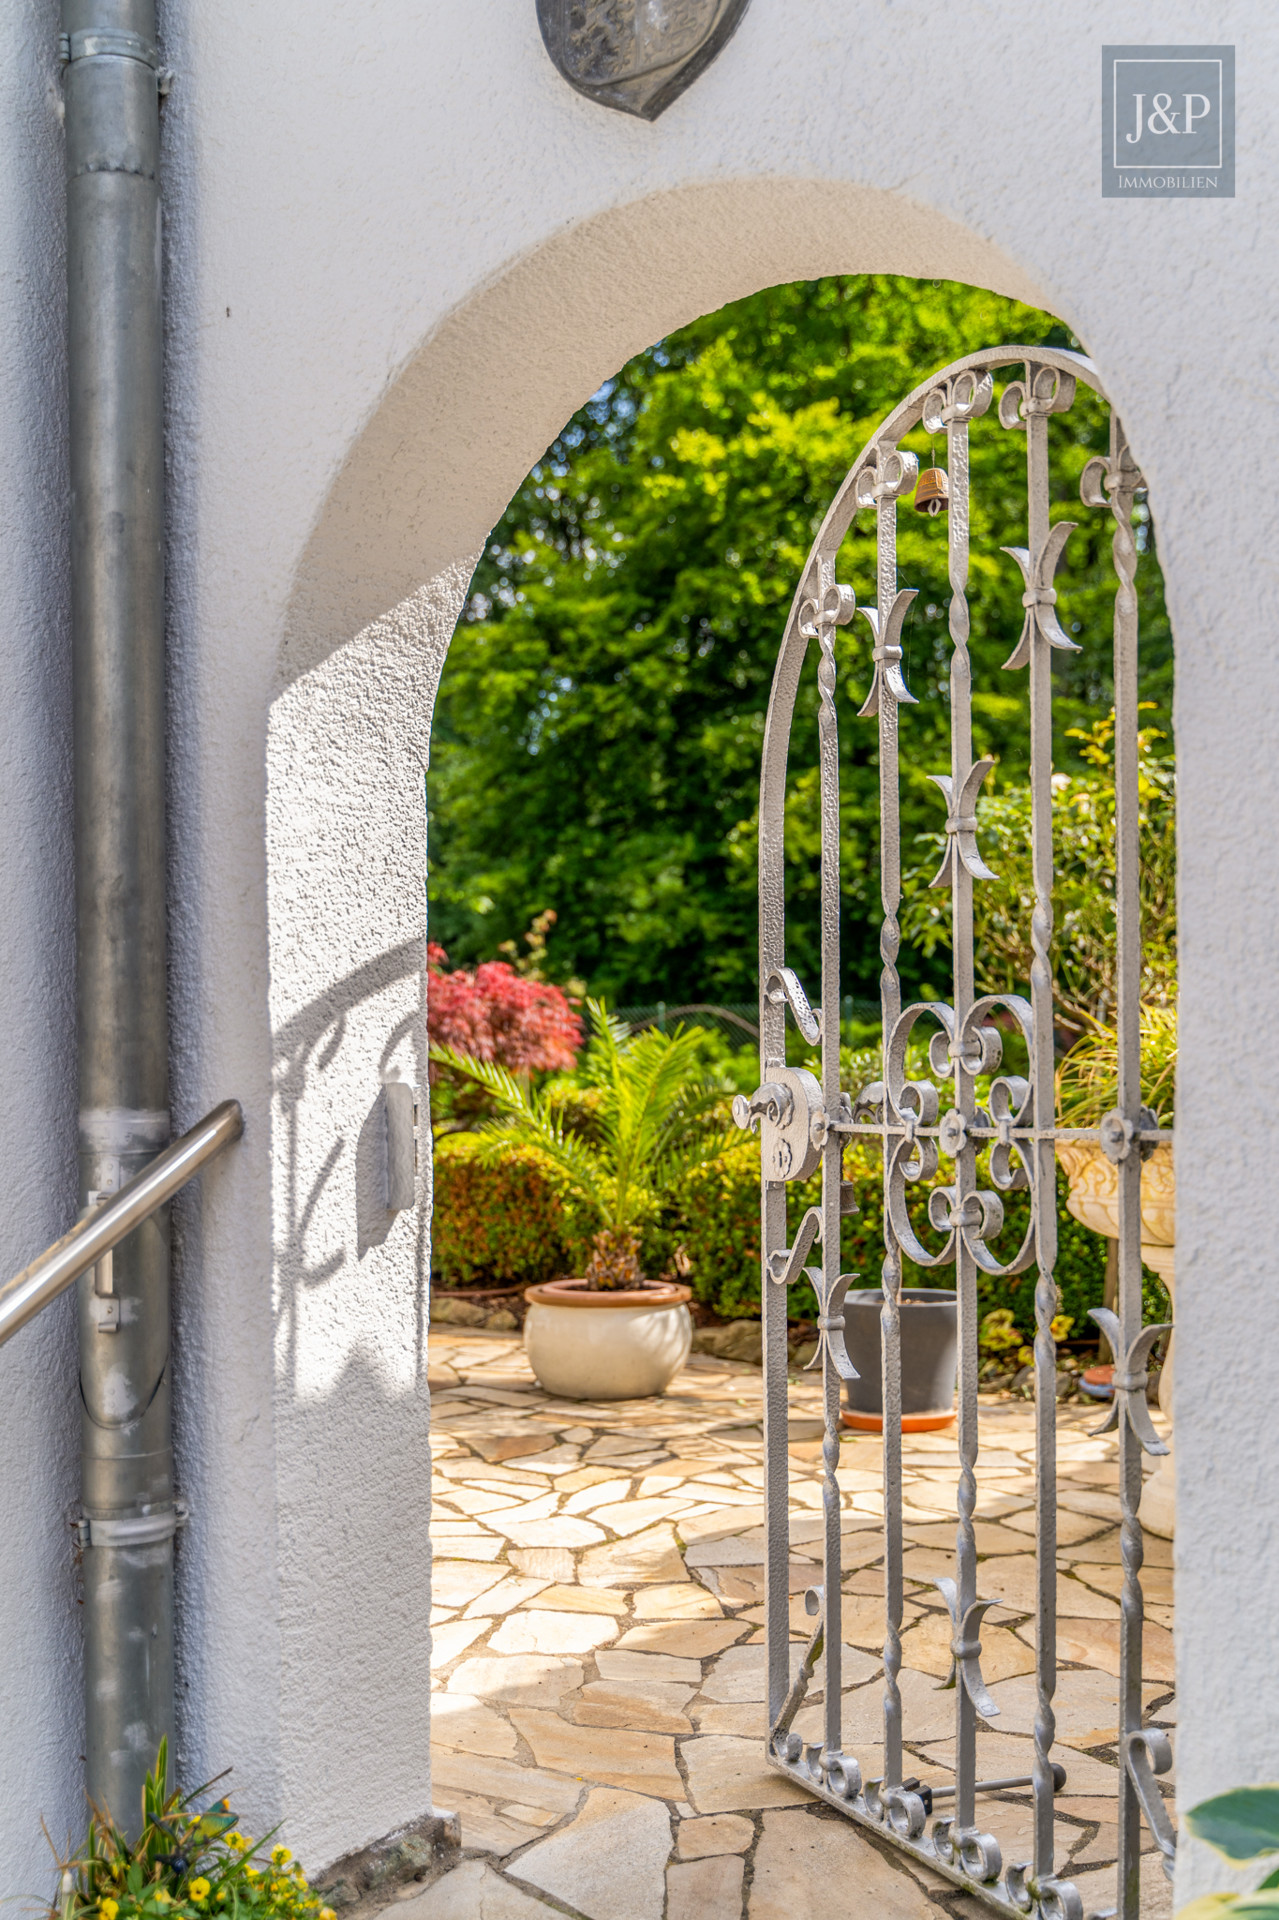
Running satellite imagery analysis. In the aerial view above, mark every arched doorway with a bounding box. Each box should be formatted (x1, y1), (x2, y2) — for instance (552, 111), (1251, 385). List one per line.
(247, 186), (1200, 1885)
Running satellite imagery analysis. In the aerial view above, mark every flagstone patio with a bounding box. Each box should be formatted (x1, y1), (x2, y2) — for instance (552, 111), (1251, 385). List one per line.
(408, 1329), (1175, 1920)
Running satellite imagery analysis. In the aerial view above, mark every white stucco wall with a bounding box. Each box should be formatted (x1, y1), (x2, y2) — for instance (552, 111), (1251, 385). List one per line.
(2, 0), (1277, 1897)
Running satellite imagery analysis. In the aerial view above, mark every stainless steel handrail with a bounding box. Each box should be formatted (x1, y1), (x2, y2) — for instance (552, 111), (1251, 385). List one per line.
(0, 1100), (243, 1350)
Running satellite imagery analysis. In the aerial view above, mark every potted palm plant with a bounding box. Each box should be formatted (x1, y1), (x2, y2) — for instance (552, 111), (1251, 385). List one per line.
(431, 1003), (731, 1400)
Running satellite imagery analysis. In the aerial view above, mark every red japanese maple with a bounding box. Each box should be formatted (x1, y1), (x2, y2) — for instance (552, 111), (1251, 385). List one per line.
(427, 942), (581, 1075)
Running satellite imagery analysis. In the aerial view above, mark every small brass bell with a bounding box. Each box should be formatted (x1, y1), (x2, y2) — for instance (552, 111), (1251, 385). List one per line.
(914, 467), (950, 516)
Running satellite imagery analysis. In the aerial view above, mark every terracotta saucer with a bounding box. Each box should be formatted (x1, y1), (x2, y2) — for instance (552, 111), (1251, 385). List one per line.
(523, 1277), (692, 1310)
(1079, 1362), (1116, 1401)
(840, 1410), (956, 1433)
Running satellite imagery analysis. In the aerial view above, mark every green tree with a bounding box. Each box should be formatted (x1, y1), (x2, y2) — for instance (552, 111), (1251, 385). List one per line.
(429, 275), (1172, 1005)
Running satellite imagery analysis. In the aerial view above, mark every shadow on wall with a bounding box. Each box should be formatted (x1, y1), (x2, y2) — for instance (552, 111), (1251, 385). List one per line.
(270, 936), (429, 1389)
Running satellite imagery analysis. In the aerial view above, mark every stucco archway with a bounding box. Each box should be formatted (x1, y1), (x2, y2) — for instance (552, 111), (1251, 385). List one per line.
(260, 182), (1138, 1872)
(159, 169), (1262, 1910)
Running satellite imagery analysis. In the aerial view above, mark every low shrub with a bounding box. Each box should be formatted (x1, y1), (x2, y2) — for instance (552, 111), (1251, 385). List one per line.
(426, 941), (580, 1073)
(430, 1133), (587, 1286)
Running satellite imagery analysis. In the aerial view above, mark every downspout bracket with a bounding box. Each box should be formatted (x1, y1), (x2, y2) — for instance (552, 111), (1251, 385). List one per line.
(76, 1502), (189, 1550)
(58, 28), (171, 90)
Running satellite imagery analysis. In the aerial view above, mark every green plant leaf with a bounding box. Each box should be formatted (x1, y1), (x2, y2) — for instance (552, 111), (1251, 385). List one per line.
(1186, 1787), (1279, 1862)
(1175, 1900), (1279, 1919)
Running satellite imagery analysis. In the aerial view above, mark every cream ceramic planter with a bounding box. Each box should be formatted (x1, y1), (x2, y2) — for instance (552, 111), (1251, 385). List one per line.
(522, 1278), (693, 1401)
(1055, 1139), (1174, 1254)
(1056, 1139), (1175, 1538)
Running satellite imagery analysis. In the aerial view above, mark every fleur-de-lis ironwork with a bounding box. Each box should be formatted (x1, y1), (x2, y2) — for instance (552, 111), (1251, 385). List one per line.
(929, 758), (997, 886)
(934, 1576), (1004, 1721)
(800, 1266), (858, 1380)
(854, 444), (919, 510)
(797, 580), (856, 642)
(753, 346), (1159, 1920)
(858, 588), (919, 715)
(761, 1204), (858, 1380)
(1087, 1309), (1172, 1457)
(997, 362), (1076, 429)
(922, 369), (994, 436)
(855, 446), (920, 714)
(1000, 523), (1080, 668)
(1080, 434), (1144, 514)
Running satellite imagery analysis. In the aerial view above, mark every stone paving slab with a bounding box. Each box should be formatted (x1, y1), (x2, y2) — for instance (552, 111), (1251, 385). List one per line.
(422, 1330), (1175, 1918)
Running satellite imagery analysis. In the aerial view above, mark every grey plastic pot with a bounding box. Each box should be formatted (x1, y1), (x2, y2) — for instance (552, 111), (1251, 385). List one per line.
(841, 1286), (959, 1432)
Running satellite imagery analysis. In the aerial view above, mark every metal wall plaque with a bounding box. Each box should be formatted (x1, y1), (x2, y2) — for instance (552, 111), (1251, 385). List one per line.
(536, 0), (751, 120)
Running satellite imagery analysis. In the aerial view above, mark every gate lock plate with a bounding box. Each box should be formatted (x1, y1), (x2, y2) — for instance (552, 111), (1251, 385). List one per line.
(732, 1067), (825, 1183)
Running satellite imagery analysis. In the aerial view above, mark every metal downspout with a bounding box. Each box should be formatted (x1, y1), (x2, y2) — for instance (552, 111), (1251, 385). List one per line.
(62, 0), (172, 1832)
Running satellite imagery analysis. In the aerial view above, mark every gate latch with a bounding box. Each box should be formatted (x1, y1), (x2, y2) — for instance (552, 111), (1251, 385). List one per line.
(732, 1067), (824, 1182)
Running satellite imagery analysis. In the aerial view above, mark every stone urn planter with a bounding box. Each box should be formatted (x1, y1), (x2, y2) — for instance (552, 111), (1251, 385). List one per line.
(1055, 1140), (1175, 1537)
(522, 1276), (692, 1400)
(840, 1286), (959, 1432)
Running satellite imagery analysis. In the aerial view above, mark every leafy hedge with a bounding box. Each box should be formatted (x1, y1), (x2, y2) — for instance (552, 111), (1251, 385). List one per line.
(431, 1133), (591, 1286)
(429, 1128), (1166, 1341)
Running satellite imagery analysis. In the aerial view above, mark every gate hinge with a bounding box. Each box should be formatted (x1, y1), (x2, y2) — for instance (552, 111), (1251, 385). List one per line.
(76, 1501), (188, 1550)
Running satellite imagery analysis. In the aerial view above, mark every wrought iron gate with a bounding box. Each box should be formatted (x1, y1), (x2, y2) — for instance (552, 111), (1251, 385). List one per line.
(733, 348), (1174, 1919)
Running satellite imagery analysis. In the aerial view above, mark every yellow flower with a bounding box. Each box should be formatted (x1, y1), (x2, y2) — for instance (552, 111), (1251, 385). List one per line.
(225, 1834), (245, 1853)
(245, 1867), (260, 1881)
(320, 1908), (337, 1920)
(216, 1891), (230, 1904)
(1050, 1313), (1075, 1342)
(293, 1871), (308, 1888)
(189, 1881), (211, 1903)
(154, 1895), (173, 1909)
(1016, 1345), (1034, 1369)
(271, 1848), (292, 1867)
(101, 1902), (119, 1920)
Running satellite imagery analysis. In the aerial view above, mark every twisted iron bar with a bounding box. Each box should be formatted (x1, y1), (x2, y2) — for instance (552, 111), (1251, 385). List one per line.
(933, 372), (1002, 1867)
(999, 360), (1078, 1894)
(1082, 413), (1171, 1907)
(859, 444), (917, 1792)
(805, 569), (858, 1773)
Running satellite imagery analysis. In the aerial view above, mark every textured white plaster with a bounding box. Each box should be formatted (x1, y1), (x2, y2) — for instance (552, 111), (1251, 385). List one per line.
(0, 0), (1276, 1897)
